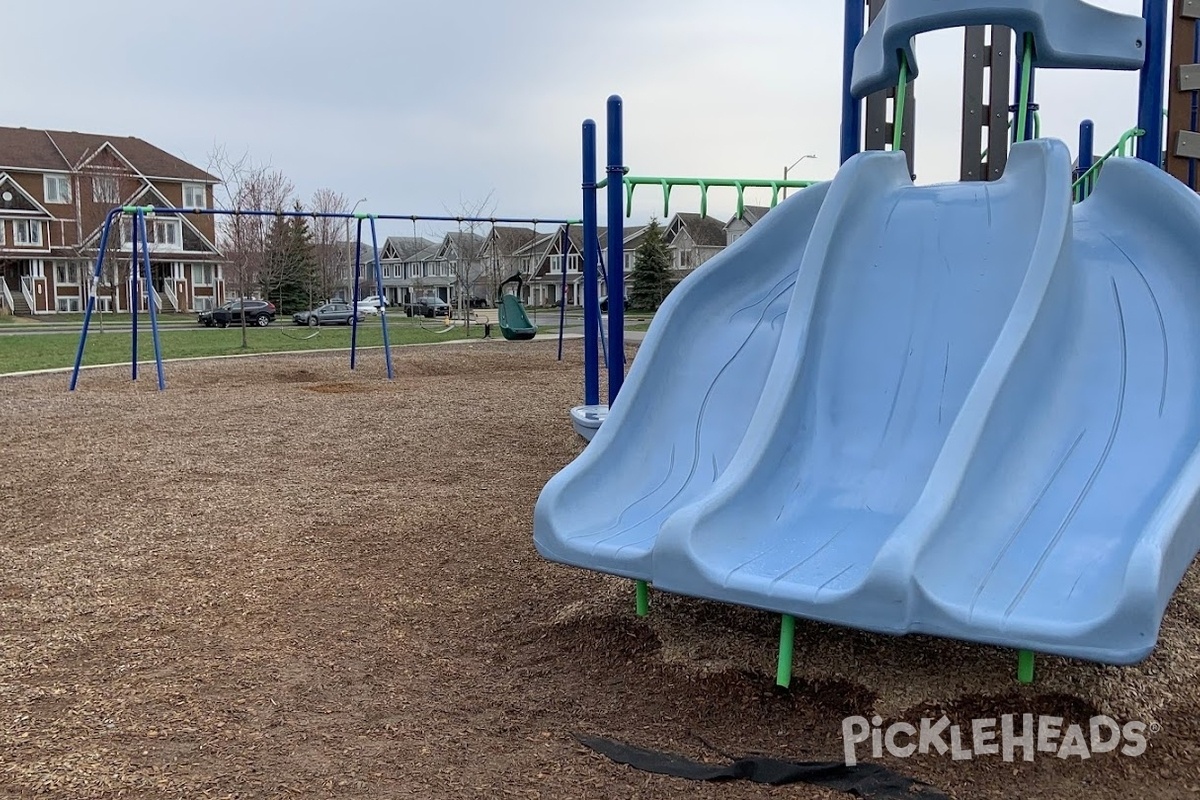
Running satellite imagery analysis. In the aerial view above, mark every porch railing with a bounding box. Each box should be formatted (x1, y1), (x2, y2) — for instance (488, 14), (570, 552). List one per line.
(149, 286), (162, 312)
(20, 277), (35, 313)
(162, 283), (178, 311)
(0, 280), (12, 314)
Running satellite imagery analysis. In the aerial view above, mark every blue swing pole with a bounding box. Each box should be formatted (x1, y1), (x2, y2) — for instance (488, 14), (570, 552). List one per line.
(367, 215), (394, 380)
(129, 211), (139, 381)
(558, 226), (569, 361)
(350, 216), (365, 370)
(135, 210), (166, 390)
(582, 120), (600, 405)
(606, 95), (625, 403)
(69, 208), (121, 391)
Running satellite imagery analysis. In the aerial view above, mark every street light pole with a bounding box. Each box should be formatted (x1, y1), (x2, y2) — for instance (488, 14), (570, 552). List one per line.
(346, 197), (367, 300)
(782, 154), (817, 199)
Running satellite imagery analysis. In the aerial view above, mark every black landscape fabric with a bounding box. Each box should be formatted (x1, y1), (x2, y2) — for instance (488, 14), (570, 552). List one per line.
(574, 734), (953, 799)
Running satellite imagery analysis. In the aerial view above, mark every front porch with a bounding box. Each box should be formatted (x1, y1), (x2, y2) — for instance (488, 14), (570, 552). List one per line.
(0, 257), (225, 315)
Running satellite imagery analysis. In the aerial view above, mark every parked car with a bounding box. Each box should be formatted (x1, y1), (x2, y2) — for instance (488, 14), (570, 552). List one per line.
(198, 299), (276, 328)
(292, 302), (364, 327)
(358, 295), (388, 309)
(404, 296), (450, 318)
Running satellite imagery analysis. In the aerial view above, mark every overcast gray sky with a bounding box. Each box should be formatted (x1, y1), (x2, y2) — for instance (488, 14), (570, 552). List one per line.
(9, 1), (1150, 238)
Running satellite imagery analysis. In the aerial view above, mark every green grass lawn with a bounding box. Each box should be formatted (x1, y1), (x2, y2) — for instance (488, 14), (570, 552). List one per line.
(0, 318), (482, 375)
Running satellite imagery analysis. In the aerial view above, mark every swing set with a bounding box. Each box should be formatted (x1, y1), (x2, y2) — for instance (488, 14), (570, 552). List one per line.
(67, 205), (579, 391)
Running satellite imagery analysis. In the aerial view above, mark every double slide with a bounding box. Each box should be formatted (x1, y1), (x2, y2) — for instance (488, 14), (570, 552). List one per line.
(534, 139), (1200, 665)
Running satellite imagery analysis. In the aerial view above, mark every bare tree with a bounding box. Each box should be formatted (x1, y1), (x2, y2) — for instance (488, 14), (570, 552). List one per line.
(71, 150), (141, 326)
(207, 144), (295, 347)
(309, 187), (348, 303)
(444, 192), (496, 334)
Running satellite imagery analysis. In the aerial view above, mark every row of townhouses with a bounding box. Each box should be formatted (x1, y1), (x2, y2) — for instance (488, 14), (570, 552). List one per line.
(0, 124), (778, 316)
(0, 126), (224, 316)
(373, 207), (775, 309)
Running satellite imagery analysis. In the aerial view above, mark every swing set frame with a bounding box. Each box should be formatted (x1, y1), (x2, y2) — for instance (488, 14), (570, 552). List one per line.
(67, 205), (580, 391)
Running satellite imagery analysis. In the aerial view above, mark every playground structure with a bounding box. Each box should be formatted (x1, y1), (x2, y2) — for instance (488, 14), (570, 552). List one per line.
(67, 208), (570, 391)
(535, 0), (1200, 687)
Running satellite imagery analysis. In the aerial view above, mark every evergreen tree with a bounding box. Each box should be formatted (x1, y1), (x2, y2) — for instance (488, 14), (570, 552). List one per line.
(628, 218), (672, 310)
(261, 203), (318, 313)
(284, 212), (318, 311)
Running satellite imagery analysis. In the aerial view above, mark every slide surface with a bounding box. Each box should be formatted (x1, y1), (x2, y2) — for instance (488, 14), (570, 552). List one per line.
(535, 140), (1200, 665)
(534, 182), (832, 580)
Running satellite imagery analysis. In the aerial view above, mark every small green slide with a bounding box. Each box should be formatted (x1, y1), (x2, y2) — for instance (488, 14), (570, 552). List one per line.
(497, 272), (538, 341)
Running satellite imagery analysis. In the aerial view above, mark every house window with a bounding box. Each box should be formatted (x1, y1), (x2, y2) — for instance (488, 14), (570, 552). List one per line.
(13, 219), (43, 246)
(94, 295), (113, 313)
(44, 174), (71, 204)
(56, 296), (81, 312)
(151, 220), (179, 247)
(183, 183), (206, 209)
(92, 176), (121, 204)
(193, 296), (214, 311)
(192, 263), (214, 285)
(55, 262), (81, 285)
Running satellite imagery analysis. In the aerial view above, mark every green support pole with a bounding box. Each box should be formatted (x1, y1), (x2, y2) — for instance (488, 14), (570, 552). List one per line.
(892, 59), (910, 153)
(1014, 34), (1034, 145)
(635, 581), (649, 616)
(1018, 650), (1035, 684)
(776, 614), (795, 688)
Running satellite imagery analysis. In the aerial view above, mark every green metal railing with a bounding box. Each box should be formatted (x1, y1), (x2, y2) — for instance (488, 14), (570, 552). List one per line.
(597, 175), (816, 219)
(1071, 127), (1144, 202)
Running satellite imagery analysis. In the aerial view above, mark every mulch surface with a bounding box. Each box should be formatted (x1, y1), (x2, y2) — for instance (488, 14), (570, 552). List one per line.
(1, 340), (1199, 799)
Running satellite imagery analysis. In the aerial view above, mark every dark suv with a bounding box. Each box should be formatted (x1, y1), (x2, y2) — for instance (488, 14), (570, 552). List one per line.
(404, 296), (450, 318)
(199, 299), (277, 328)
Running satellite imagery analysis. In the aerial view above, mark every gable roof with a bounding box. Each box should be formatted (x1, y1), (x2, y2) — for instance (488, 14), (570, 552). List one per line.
(0, 126), (217, 182)
(381, 235), (435, 260)
(436, 230), (487, 259)
(669, 212), (727, 248)
(726, 205), (774, 228)
(485, 225), (540, 255)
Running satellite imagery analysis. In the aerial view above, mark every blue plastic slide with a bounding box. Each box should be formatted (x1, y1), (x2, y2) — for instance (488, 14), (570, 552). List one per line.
(534, 140), (1200, 665)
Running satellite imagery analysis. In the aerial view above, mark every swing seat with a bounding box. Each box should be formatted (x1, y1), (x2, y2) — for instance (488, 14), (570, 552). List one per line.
(498, 294), (538, 341)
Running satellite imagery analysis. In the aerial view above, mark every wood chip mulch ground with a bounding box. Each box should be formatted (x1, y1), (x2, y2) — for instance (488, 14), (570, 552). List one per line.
(2, 340), (1199, 799)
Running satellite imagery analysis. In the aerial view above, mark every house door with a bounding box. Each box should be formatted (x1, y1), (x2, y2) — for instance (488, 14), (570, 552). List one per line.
(150, 262), (169, 292)
(0, 261), (18, 290)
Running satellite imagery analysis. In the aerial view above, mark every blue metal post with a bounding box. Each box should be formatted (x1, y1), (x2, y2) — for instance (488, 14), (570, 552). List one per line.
(69, 209), (120, 391)
(136, 211), (166, 390)
(840, 0), (867, 164)
(1078, 120), (1096, 177)
(129, 211), (139, 381)
(558, 226), (569, 361)
(350, 217), (364, 370)
(1137, 0), (1168, 166)
(582, 120), (600, 406)
(368, 216), (394, 380)
(606, 95), (625, 403)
